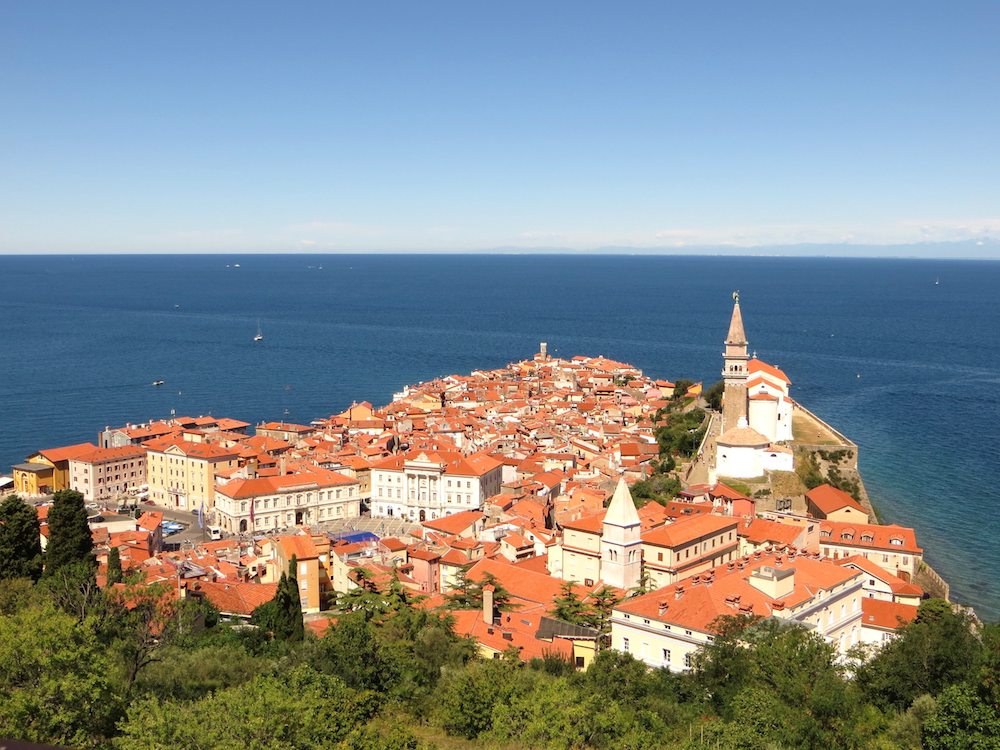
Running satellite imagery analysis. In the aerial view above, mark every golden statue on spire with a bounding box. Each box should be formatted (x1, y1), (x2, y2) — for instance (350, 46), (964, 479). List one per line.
(732, 290), (740, 304)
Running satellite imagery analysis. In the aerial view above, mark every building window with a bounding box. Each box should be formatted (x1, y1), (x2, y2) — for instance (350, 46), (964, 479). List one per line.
(622, 638), (629, 653)
(662, 648), (671, 663)
(684, 653), (693, 668)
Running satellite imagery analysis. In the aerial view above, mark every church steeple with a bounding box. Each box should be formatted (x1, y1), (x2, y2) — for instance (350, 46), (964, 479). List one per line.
(722, 292), (750, 432)
(726, 292), (747, 345)
(600, 478), (642, 590)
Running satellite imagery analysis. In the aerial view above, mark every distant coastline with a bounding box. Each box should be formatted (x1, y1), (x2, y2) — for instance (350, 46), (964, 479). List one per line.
(1, 238), (999, 259)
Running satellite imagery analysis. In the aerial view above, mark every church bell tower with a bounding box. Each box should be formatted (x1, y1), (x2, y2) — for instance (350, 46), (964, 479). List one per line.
(721, 291), (749, 432)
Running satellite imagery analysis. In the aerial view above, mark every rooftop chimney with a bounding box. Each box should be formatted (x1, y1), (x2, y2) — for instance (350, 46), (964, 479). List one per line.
(482, 583), (495, 625)
(657, 600), (668, 617)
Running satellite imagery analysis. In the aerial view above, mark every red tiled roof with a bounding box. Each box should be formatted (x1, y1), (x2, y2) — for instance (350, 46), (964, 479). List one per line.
(861, 598), (919, 631)
(421, 511), (484, 535)
(616, 551), (859, 633)
(806, 484), (866, 515)
(466, 557), (596, 610)
(143, 436), (239, 460)
(748, 359), (791, 385)
(738, 517), (803, 546)
(37, 442), (99, 463)
(216, 469), (356, 499)
(450, 608), (574, 661)
(642, 514), (738, 548)
(71, 445), (147, 464)
(258, 421), (313, 433)
(188, 580), (278, 616)
(561, 510), (606, 533)
(820, 520), (922, 554)
(835, 556), (924, 597)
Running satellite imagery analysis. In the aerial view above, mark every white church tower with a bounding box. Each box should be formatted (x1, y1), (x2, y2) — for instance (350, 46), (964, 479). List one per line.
(600, 478), (642, 589)
(721, 291), (750, 433)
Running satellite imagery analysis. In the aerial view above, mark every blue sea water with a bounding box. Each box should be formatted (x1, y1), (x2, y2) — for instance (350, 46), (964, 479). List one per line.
(1, 254), (998, 619)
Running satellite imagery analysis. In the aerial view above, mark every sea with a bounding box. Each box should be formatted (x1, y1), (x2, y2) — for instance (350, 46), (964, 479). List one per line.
(0, 254), (997, 619)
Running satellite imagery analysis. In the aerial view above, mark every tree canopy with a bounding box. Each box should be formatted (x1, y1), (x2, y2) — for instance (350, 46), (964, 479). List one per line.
(0, 494), (43, 581)
(45, 489), (95, 575)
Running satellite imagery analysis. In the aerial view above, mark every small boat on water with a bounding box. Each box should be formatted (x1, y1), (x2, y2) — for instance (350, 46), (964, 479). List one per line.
(152, 380), (164, 386)
(254, 320), (264, 342)
(935, 276), (940, 286)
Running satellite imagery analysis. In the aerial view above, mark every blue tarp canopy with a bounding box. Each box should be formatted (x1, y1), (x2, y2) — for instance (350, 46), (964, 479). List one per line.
(334, 531), (379, 544)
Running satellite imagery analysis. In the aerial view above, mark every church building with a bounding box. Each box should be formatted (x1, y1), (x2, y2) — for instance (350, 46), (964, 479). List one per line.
(557, 478), (643, 590)
(715, 294), (795, 479)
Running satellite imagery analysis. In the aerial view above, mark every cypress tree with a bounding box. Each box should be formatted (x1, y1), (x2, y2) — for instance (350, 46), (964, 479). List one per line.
(0, 494), (43, 581)
(284, 555), (304, 641)
(271, 555), (304, 641)
(106, 546), (123, 585)
(45, 489), (95, 575)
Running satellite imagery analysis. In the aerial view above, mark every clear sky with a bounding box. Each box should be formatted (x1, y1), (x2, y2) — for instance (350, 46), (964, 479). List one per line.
(2, 1), (998, 255)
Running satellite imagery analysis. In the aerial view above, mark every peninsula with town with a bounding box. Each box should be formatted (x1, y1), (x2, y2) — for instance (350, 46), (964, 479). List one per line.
(0, 296), (992, 749)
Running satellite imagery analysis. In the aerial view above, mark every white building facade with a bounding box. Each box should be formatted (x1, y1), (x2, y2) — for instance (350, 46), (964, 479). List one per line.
(69, 446), (147, 503)
(370, 450), (503, 522)
(214, 471), (361, 534)
(610, 552), (864, 673)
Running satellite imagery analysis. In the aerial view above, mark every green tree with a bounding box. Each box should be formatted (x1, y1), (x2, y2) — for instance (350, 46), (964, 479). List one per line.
(40, 560), (104, 620)
(368, 605), (475, 704)
(311, 613), (397, 693)
(490, 674), (665, 750)
(923, 683), (1000, 750)
(629, 473), (682, 505)
(443, 565), (479, 609)
(858, 598), (982, 710)
(436, 658), (531, 739)
(0, 494), (43, 581)
(672, 379), (695, 400)
(271, 555), (304, 641)
(704, 380), (725, 411)
(133, 640), (269, 702)
(106, 546), (123, 585)
(250, 598), (279, 632)
(583, 585), (622, 641)
(552, 581), (590, 624)
(45, 489), (95, 575)
(116, 665), (379, 750)
(0, 603), (119, 748)
(580, 649), (655, 705)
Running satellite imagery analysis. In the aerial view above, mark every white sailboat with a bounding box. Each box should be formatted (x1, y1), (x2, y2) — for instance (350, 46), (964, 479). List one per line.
(254, 320), (264, 342)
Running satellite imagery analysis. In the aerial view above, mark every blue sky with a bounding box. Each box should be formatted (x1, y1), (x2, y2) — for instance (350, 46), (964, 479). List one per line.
(2, 1), (998, 254)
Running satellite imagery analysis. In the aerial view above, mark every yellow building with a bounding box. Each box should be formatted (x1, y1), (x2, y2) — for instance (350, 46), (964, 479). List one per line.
(271, 534), (333, 614)
(144, 436), (239, 511)
(12, 442), (98, 496)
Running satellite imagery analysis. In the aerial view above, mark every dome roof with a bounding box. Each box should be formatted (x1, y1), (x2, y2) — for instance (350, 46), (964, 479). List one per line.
(717, 424), (769, 447)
